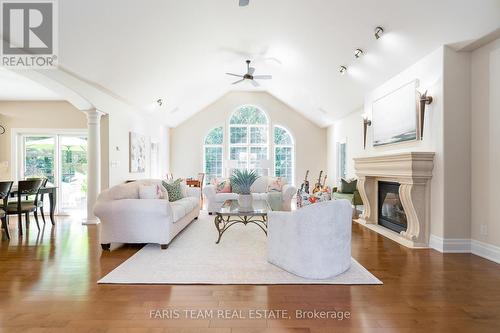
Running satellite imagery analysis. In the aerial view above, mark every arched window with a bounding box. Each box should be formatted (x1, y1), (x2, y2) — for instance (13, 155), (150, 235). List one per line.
(274, 125), (294, 184)
(203, 126), (223, 184)
(229, 105), (269, 175)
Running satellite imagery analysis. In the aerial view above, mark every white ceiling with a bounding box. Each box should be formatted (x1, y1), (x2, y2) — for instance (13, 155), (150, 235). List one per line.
(16, 0), (500, 126)
(0, 68), (62, 101)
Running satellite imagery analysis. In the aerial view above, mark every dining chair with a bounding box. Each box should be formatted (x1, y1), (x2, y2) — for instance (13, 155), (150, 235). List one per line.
(0, 181), (14, 239)
(5, 179), (44, 235)
(25, 177), (49, 224)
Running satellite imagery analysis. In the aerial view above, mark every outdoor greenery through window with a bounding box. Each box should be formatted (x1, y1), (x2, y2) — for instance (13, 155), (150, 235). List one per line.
(229, 106), (268, 176)
(274, 126), (294, 184)
(204, 127), (223, 184)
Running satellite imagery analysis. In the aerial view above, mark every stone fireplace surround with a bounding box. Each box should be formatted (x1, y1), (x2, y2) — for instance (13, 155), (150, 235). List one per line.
(354, 152), (435, 248)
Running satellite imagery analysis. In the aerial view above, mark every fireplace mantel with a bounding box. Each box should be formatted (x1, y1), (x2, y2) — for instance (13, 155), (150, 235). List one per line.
(354, 152), (435, 248)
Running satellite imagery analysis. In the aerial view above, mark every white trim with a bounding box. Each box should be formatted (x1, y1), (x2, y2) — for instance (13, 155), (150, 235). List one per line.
(429, 235), (471, 253)
(471, 239), (500, 264)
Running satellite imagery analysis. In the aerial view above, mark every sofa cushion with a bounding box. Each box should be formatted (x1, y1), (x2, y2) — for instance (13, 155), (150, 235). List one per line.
(139, 184), (162, 199)
(169, 202), (187, 222)
(340, 178), (357, 194)
(267, 177), (286, 192)
(108, 182), (139, 200)
(250, 176), (268, 193)
(332, 192), (354, 202)
(251, 193), (268, 201)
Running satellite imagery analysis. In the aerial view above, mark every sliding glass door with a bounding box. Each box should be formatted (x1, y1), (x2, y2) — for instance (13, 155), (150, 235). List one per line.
(18, 132), (87, 217)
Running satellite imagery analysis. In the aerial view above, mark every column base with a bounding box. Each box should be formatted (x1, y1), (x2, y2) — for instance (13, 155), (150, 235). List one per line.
(82, 217), (100, 225)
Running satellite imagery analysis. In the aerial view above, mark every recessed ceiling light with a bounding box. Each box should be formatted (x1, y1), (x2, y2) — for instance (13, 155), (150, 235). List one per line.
(354, 48), (364, 58)
(374, 26), (384, 39)
(339, 65), (347, 75)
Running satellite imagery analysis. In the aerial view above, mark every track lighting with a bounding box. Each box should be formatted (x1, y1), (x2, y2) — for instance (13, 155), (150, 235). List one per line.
(374, 26), (384, 39)
(339, 65), (347, 75)
(157, 98), (164, 107)
(354, 48), (364, 58)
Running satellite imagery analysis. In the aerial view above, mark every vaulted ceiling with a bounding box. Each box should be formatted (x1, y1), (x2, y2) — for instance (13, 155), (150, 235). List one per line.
(15, 0), (500, 126)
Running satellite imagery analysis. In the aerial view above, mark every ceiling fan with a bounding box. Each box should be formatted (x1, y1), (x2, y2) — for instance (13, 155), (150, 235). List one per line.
(239, 0), (249, 6)
(226, 60), (272, 87)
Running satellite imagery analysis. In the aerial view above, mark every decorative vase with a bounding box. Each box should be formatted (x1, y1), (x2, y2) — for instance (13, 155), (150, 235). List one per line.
(238, 194), (253, 211)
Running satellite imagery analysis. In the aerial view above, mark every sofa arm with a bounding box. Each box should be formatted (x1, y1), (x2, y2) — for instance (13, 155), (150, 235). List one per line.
(282, 184), (297, 201)
(203, 184), (217, 199)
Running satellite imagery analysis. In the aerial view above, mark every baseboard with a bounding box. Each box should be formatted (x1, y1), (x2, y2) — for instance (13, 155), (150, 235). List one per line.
(471, 239), (500, 264)
(429, 235), (471, 253)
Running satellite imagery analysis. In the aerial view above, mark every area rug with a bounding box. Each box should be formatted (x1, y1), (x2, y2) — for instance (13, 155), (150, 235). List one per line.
(98, 212), (382, 285)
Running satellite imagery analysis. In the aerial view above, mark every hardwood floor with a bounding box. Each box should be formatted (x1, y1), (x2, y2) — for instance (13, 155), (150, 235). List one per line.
(1, 214), (500, 333)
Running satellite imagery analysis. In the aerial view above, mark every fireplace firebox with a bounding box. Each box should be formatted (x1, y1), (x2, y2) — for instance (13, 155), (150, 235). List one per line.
(378, 181), (407, 233)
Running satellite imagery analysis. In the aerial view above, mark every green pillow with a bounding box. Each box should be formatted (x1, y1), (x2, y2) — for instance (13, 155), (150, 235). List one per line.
(162, 179), (183, 202)
(340, 178), (357, 194)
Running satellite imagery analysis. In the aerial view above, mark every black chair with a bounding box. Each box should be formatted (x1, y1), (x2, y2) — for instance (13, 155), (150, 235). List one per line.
(5, 179), (43, 235)
(0, 181), (13, 239)
(25, 177), (49, 224)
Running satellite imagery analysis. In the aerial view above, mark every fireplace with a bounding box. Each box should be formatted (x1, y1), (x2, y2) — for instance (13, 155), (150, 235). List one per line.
(378, 181), (407, 233)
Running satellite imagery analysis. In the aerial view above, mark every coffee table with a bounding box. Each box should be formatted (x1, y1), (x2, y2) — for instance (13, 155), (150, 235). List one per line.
(214, 199), (270, 244)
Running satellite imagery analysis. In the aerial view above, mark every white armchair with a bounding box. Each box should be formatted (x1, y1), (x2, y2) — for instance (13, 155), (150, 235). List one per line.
(267, 200), (352, 279)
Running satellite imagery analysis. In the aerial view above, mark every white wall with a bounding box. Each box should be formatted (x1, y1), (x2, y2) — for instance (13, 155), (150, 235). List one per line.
(471, 37), (500, 249)
(171, 91), (327, 186)
(328, 47), (446, 238)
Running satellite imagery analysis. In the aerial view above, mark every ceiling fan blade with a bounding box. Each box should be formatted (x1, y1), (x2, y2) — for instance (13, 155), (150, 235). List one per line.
(232, 79), (245, 85)
(226, 73), (244, 78)
(248, 67), (255, 75)
(250, 80), (260, 87)
(253, 75), (272, 80)
(239, 0), (249, 7)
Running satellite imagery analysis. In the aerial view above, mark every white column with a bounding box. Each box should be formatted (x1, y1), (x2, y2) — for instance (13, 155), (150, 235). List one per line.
(83, 109), (104, 225)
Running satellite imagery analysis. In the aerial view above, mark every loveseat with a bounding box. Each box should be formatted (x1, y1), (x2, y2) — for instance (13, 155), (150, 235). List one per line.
(203, 176), (296, 213)
(94, 179), (200, 250)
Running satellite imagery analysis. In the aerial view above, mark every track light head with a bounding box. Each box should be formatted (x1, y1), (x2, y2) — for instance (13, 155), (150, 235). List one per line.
(339, 65), (347, 75)
(354, 48), (364, 58)
(374, 26), (384, 39)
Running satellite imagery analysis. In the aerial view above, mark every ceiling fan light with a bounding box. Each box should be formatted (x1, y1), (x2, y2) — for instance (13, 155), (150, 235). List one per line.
(354, 48), (364, 58)
(374, 26), (384, 39)
(339, 65), (347, 75)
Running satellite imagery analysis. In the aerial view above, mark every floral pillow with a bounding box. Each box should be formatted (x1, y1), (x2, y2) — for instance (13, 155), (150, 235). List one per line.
(162, 179), (183, 202)
(267, 177), (286, 192)
(212, 178), (232, 193)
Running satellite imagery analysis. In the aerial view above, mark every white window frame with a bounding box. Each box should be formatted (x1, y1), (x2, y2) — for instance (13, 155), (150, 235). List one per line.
(273, 125), (295, 185)
(203, 126), (224, 184)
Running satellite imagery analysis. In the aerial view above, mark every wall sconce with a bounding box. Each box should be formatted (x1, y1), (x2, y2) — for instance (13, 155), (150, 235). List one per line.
(418, 90), (433, 139)
(362, 114), (372, 149)
(0, 125), (5, 135)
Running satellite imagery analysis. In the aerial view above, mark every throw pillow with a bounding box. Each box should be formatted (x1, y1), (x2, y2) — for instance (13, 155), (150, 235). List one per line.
(267, 177), (286, 192)
(296, 190), (330, 208)
(340, 178), (357, 194)
(214, 178), (231, 193)
(139, 184), (162, 199)
(162, 179), (183, 202)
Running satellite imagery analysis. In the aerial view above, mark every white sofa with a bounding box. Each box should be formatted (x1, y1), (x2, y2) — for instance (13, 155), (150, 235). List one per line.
(94, 179), (200, 250)
(202, 176), (296, 213)
(267, 200), (352, 279)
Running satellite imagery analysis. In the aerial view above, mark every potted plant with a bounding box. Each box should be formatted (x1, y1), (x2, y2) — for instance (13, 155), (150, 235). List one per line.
(230, 169), (259, 211)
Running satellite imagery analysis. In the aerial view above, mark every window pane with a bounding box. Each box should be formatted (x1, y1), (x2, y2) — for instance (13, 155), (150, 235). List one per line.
(249, 147), (267, 176)
(250, 126), (267, 144)
(24, 136), (55, 183)
(230, 126), (247, 144)
(60, 136), (88, 214)
(340, 143), (347, 179)
(275, 147), (293, 183)
(230, 147), (248, 170)
(204, 127), (223, 145)
(204, 146), (223, 184)
(230, 105), (267, 125)
(274, 126), (292, 145)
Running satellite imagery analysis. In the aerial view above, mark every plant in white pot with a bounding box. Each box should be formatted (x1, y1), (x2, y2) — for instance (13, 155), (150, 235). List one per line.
(230, 169), (259, 211)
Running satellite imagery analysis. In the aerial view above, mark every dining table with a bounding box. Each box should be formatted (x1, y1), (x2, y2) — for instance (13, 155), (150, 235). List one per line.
(9, 184), (58, 225)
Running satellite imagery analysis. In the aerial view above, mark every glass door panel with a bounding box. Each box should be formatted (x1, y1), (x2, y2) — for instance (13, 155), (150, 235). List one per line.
(59, 136), (88, 216)
(24, 136), (56, 183)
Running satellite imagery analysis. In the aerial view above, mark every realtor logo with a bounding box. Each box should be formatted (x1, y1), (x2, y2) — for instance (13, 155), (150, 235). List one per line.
(1, 0), (58, 68)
